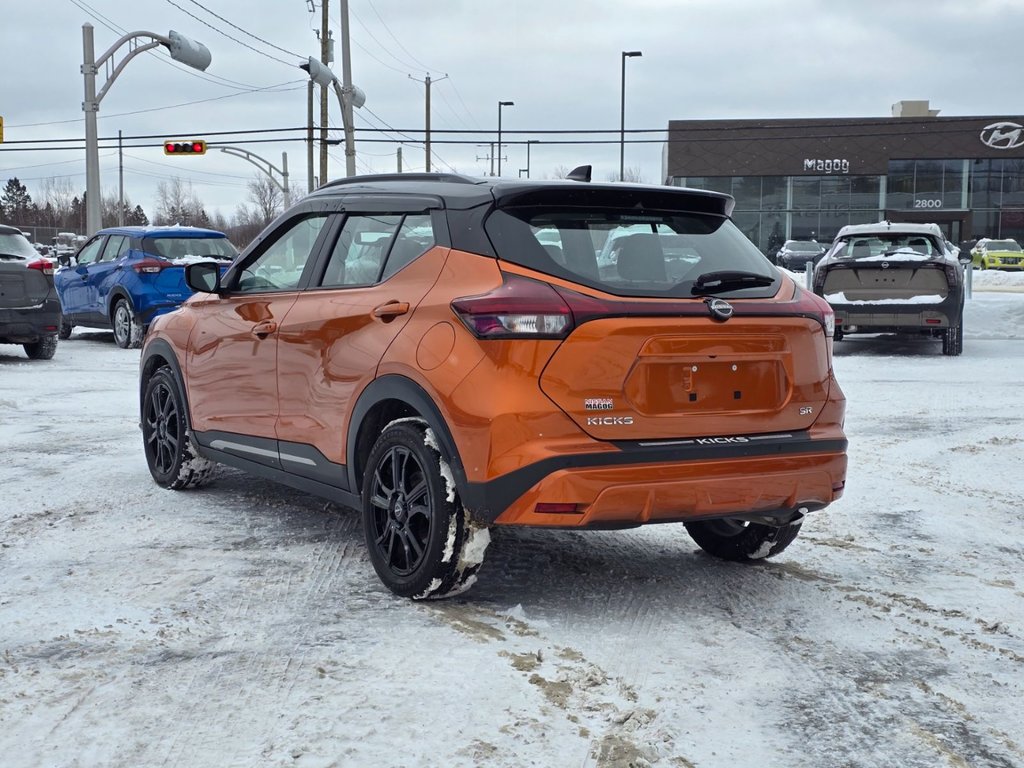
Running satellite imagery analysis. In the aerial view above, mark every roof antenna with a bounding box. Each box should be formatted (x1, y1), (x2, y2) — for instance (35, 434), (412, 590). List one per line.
(566, 165), (592, 182)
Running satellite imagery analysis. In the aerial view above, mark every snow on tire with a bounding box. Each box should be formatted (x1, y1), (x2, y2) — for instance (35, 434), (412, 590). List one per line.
(142, 367), (215, 490)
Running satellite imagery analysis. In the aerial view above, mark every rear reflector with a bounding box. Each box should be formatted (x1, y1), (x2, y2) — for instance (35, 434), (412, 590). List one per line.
(535, 503), (582, 514)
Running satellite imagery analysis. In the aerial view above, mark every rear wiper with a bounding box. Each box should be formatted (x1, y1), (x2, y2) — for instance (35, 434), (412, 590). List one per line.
(690, 270), (775, 295)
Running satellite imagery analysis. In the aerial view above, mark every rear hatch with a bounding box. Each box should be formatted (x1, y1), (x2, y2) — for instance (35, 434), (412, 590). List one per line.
(0, 232), (52, 309)
(141, 235), (237, 298)
(818, 235), (953, 303)
(478, 183), (834, 441)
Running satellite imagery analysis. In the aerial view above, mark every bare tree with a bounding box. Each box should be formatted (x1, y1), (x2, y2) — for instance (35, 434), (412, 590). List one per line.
(38, 177), (76, 227)
(154, 177), (209, 227)
(548, 165), (571, 179)
(605, 166), (646, 184)
(247, 174), (283, 226)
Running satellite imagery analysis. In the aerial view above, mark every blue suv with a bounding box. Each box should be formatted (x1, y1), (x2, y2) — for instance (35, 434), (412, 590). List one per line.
(55, 226), (237, 348)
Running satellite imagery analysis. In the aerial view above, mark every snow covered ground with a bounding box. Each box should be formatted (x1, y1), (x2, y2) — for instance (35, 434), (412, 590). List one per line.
(1, 272), (1023, 768)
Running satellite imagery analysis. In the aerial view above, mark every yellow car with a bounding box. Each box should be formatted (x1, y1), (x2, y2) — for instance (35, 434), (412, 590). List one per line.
(971, 238), (1024, 270)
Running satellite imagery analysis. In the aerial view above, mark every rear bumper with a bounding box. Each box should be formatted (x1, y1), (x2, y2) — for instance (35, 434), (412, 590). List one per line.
(830, 295), (962, 332)
(0, 301), (61, 342)
(465, 430), (848, 527)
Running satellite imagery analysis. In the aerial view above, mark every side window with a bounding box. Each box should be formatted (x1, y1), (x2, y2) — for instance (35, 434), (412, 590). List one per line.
(320, 215), (402, 287)
(100, 235), (128, 261)
(75, 237), (105, 265)
(236, 214), (329, 292)
(381, 215), (435, 280)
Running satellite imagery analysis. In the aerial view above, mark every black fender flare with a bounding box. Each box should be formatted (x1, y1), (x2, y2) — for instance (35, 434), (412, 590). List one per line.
(346, 374), (472, 506)
(139, 338), (190, 426)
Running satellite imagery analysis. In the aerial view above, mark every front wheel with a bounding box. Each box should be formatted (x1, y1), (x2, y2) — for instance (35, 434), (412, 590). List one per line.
(23, 335), (57, 360)
(142, 368), (215, 489)
(112, 299), (143, 349)
(684, 517), (803, 561)
(362, 421), (489, 599)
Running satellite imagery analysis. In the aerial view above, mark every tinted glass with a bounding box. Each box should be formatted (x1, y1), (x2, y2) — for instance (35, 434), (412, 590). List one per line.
(381, 215), (435, 281)
(236, 214), (329, 292)
(320, 215), (402, 287)
(75, 237), (105, 265)
(485, 207), (777, 298)
(146, 236), (237, 262)
(0, 232), (37, 259)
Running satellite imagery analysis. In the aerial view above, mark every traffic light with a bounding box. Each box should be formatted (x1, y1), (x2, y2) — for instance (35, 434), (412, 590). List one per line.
(164, 140), (207, 155)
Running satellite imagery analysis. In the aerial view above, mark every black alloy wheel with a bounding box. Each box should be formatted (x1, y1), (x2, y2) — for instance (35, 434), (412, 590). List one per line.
(142, 368), (213, 489)
(362, 422), (486, 599)
(112, 299), (143, 349)
(684, 517), (803, 561)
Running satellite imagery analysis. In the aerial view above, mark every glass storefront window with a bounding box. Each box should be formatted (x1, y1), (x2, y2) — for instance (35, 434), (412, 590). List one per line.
(942, 159), (964, 209)
(850, 176), (881, 209)
(887, 160), (915, 210)
(914, 161), (943, 209)
(731, 211), (760, 249)
(761, 177), (787, 210)
(791, 177), (820, 210)
(790, 211), (820, 240)
(1001, 159), (1024, 208)
(971, 159), (1001, 210)
(731, 177), (762, 210)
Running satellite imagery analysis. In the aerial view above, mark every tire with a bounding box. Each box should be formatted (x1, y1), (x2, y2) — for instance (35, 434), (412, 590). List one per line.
(942, 322), (963, 356)
(684, 517), (803, 561)
(141, 367), (215, 489)
(833, 328), (844, 342)
(362, 421), (489, 600)
(23, 335), (57, 360)
(112, 298), (143, 349)
(58, 316), (73, 340)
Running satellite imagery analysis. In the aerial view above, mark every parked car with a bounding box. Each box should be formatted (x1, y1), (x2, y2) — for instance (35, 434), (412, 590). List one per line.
(970, 238), (1024, 271)
(55, 225), (237, 348)
(813, 221), (971, 355)
(775, 239), (826, 270)
(139, 170), (848, 599)
(0, 224), (60, 359)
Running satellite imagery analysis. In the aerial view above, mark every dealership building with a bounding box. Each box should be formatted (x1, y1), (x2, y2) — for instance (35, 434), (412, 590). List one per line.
(662, 101), (1024, 254)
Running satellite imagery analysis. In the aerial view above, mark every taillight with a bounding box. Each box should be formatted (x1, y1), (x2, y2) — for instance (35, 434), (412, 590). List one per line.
(452, 275), (573, 339)
(26, 258), (54, 276)
(799, 287), (834, 336)
(132, 257), (167, 274)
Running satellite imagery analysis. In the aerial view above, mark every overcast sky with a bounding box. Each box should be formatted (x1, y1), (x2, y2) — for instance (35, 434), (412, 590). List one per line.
(2, 0), (1022, 222)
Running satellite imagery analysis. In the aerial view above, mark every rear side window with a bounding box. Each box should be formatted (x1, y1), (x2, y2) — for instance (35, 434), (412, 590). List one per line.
(319, 214), (435, 287)
(484, 207), (776, 298)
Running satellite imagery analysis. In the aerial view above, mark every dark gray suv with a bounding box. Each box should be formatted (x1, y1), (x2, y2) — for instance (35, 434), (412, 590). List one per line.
(0, 224), (60, 359)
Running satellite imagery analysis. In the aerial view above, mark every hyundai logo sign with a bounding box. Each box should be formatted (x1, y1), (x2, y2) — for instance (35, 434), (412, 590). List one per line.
(980, 121), (1024, 150)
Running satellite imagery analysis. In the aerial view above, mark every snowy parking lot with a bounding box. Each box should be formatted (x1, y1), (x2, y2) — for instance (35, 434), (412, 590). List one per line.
(2, 276), (1023, 768)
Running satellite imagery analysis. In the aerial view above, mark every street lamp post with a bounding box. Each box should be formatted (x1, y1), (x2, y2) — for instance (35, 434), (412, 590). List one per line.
(497, 100), (514, 176)
(619, 50), (642, 182)
(300, 57), (366, 179)
(219, 147), (291, 207)
(526, 139), (539, 179)
(81, 23), (211, 234)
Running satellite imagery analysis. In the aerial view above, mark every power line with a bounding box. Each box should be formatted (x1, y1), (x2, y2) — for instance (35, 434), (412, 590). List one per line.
(184, 0), (303, 58)
(163, 0), (296, 67)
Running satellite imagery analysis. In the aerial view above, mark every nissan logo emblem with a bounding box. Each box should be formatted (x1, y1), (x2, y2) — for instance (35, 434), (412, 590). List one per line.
(881, 261), (890, 269)
(706, 297), (734, 321)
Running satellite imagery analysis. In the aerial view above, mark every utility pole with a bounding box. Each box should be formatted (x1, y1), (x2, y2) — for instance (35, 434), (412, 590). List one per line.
(339, 0), (356, 177)
(397, 146), (402, 172)
(319, 0), (330, 185)
(117, 130), (124, 225)
(307, 80), (314, 192)
(410, 73), (448, 172)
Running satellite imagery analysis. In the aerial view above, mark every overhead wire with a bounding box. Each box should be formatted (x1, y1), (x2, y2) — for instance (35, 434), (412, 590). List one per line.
(163, 0), (296, 67)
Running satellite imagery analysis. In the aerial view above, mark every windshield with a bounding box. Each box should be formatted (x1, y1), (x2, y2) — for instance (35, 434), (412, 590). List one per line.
(0, 232), (38, 259)
(485, 208), (777, 298)
(144, 236), (237, 262)
(788, 241), (822, 252)
(987, 240), (1021, 252)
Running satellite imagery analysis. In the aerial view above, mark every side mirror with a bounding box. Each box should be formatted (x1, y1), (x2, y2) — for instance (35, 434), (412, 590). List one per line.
(186, 262), (221, 293)
(958, 252), (972, 265)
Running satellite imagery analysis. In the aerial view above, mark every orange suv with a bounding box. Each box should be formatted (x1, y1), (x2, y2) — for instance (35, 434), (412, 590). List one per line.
(140, 170), (847, 599)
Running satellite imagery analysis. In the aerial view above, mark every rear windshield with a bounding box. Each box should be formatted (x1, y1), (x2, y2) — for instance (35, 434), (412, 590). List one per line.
(484, 207), (778, 298)
(143, 236), (237, 262)
(0, 232), (38, 260)
(829, 234), (943, 259)
(787, 241), (822, 252)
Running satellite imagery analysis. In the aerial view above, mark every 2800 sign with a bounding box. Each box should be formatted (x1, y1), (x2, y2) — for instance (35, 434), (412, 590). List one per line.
(914, 199), (942, 209)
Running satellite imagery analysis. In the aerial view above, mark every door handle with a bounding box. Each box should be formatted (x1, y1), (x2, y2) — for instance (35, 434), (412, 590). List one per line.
(251, 320), (277, 338)
(372, 301), (410, 321)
